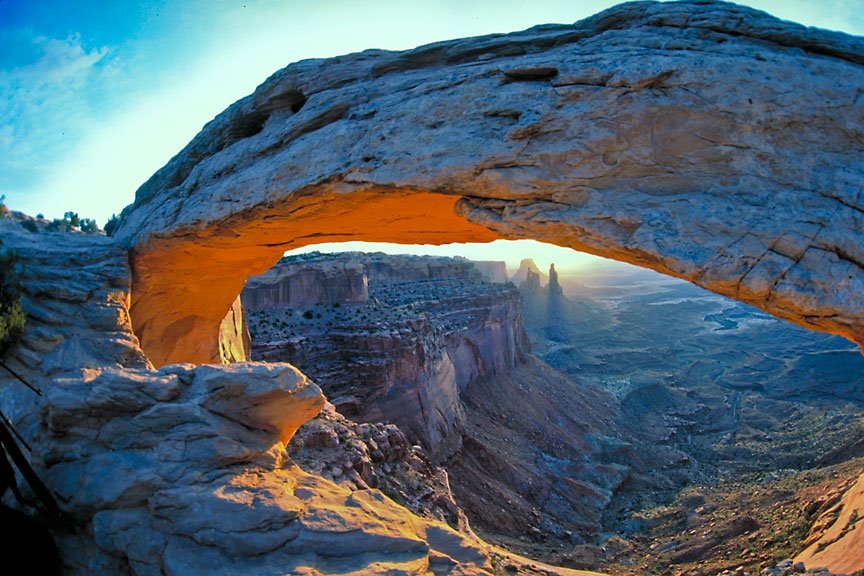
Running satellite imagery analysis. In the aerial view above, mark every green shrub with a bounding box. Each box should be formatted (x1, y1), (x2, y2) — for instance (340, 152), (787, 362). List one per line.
(80, 218), (101, 234)
(0, 239), (24, 355)
(45, 211), (102, 234)
(103, 214), (119, 236)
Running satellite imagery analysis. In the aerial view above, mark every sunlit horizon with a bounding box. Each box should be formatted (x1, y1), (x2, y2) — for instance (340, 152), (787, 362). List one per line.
(284, 239), (621, 275)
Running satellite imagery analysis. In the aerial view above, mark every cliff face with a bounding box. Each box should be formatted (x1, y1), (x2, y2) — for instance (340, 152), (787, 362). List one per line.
(246, 252), (529, 461)
(469, 260), (509, 284)
(242, 257), (368, 311)
(0, 219), (571, 576)
(245, 252), (647, 558)
(362, 252), (483, 284)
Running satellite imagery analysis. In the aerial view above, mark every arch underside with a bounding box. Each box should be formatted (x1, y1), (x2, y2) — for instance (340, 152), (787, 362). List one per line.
(116, 0), (864, 367)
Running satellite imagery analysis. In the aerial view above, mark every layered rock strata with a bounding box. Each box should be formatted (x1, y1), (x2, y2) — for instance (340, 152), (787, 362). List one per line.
(243, 256), (368, 311)
(245, 252), (530, 460)
(472, 261), (509, 284)
(246, 252), (638, 557)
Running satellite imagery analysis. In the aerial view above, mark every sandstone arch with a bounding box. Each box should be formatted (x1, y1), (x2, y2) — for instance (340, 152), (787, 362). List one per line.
(115, 1), (864, 367)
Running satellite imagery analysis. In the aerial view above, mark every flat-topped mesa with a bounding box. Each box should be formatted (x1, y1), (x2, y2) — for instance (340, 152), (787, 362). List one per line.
(243, 255), (369, 311)
(471, 260), (509, 283)
(114, 0), (864, 367)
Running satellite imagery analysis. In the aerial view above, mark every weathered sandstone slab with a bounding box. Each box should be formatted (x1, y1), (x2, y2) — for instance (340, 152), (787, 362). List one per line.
(795, 473), (864, 573)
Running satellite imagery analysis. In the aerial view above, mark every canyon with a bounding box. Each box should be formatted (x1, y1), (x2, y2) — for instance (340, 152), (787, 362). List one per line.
(239, 250), (864, 574)
(0, 1), (863, 575)
(242, 252), (635, 559)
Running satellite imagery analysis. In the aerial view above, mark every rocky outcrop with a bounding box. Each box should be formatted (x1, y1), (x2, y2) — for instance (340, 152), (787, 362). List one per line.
(113, 1), (864, 368)
(289, 402), (470, 532)
(472, 260), (509, 284)
(246, 253), (530, 460)
(511, 259), (546, 288)
(795, 473), (864, 572)
(0, 220), (586, 576)
(548, 264), (563, 296)
(242, 256), (368, 311)
(362, 252), (483, 284)
(44, 361), (509, 576)
(521, 270), (542, 295)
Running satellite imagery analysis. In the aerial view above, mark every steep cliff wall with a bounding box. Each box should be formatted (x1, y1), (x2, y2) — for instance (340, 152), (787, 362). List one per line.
(363, 252), (483, 284)
(245, 253), (529, 461)
(242, 256), (368, 310)
(246, 252), (643, 560)
(472, 260), (509, 284)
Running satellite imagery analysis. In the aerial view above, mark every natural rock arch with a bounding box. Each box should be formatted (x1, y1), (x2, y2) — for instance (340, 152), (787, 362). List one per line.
(115, 0), (864, 367)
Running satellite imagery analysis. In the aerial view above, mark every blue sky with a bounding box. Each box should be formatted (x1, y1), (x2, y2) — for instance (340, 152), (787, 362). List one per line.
(1, 0), (862, 266)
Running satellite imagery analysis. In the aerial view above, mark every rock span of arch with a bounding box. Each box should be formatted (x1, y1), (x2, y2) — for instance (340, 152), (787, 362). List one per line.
(115, 1), (864, 367)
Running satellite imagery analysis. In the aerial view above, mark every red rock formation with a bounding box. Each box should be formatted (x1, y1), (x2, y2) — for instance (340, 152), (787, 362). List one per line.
(548, 263), (563, 296)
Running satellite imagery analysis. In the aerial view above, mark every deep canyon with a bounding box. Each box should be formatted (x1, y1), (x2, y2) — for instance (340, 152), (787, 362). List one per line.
(1, 1), (863, 575)
(240, 250), (864, 574)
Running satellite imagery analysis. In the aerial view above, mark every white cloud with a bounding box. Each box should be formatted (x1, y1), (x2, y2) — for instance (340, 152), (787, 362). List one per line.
(0, 33), (109, 206)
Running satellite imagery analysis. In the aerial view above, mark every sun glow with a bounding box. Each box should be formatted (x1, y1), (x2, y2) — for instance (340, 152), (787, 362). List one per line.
(284, 239), (613, 275)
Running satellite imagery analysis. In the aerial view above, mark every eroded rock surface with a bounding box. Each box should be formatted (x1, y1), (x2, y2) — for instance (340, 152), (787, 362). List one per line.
(246, 252), (529, 460)
(246, 252), (638, 559)
(289, 402), (470, 532)
(0, 219), (589, 576)
(115, 0), (864, 367)
(795, 473), (864, 573)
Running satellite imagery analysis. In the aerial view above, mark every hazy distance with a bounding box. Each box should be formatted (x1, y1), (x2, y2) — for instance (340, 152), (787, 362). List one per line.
(284, 239), (617, 275)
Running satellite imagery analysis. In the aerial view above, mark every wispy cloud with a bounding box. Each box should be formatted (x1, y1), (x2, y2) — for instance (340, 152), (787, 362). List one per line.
(0, 32), (109, 197)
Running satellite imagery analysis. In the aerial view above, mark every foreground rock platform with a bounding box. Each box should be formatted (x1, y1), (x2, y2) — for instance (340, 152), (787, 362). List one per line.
(0, 219), (599, 575)
(114, 0), (864, 366)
